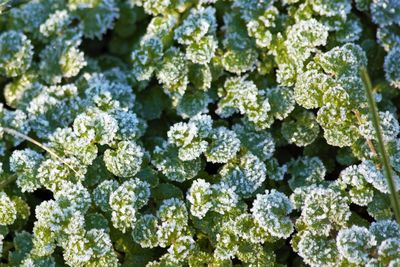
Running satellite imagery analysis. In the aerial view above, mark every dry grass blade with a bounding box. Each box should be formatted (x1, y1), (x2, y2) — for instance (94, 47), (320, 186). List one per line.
(2, 127), (81, 176)
(0, 0), (30, 13)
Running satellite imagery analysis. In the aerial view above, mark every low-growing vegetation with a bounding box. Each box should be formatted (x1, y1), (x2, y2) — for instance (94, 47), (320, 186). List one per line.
(0, 0), (400, 266)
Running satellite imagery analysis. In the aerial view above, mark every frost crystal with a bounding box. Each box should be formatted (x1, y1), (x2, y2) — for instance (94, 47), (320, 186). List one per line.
(103, 141), (144, 178)
(251, 190), (294, 238)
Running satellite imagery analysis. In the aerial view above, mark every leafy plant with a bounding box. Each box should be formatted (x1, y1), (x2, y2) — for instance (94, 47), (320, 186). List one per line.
(1, 0), (400, 266)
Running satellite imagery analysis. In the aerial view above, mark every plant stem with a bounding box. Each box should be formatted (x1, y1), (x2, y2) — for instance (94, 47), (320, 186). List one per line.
(2, 127), (81, 176)
(360, 66), (400, 223)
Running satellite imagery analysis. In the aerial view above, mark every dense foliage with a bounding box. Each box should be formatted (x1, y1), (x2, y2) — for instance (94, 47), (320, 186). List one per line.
(0, 0), (400, 266)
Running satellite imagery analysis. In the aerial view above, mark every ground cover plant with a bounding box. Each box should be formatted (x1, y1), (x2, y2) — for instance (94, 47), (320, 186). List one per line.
(0, 0), (400, 266)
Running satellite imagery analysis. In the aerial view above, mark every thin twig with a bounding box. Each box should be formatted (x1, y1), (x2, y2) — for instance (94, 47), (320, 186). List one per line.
(2, 127), (80, 175)
(360, 66), (400, 224)
(353, 109), (378, 157)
